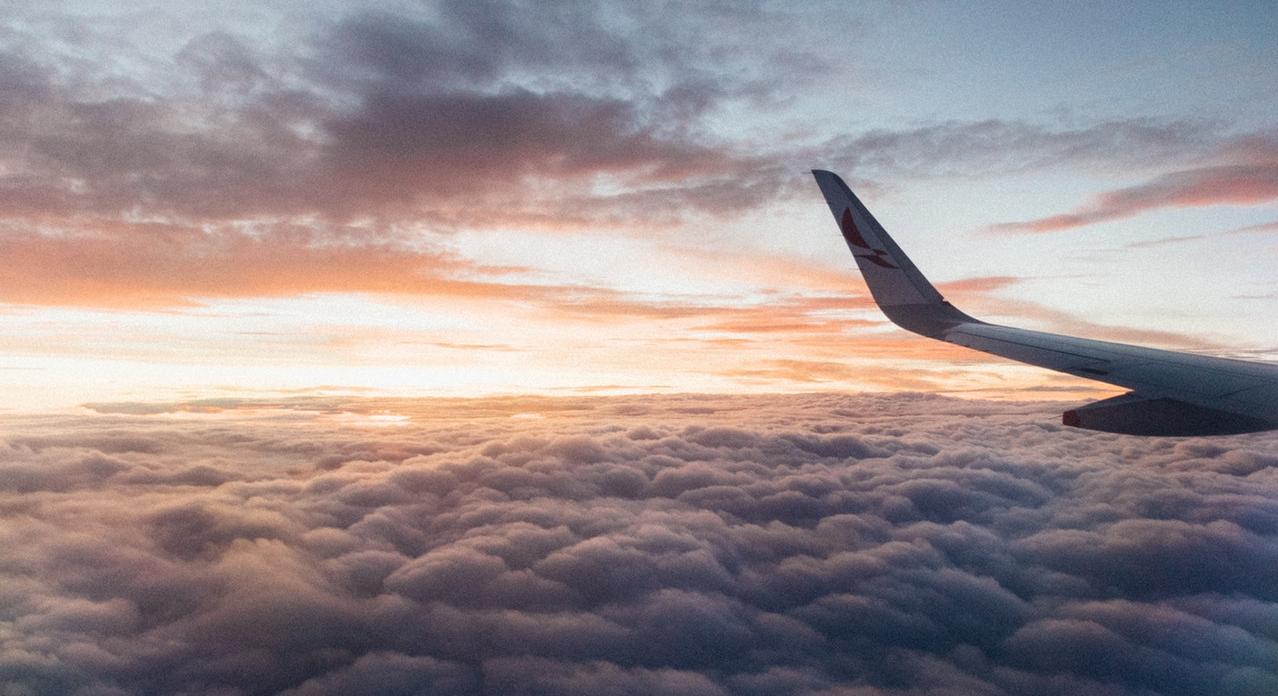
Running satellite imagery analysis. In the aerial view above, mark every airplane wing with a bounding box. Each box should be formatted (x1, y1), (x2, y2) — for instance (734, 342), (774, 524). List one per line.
(812, 169), (1278, 436)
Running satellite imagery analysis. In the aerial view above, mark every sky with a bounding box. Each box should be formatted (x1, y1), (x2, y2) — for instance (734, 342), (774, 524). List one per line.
(0, 0), (1274, 409)
(3, 5), (1278, 693)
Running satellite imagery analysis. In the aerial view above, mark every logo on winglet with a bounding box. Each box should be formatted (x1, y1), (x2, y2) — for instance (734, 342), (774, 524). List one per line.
(841, 208), (898, 269)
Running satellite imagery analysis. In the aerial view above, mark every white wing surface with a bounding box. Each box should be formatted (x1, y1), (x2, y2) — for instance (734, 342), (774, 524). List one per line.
(812, 169), (1278, 436)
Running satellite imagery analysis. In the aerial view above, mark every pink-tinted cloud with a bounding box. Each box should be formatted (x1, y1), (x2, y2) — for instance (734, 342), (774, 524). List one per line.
(991, 146), (1278, 234)
(0, 221), (536, 307)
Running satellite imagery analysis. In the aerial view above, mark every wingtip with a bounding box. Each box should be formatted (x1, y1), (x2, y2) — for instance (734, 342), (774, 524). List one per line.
(811, 169), (853, 197)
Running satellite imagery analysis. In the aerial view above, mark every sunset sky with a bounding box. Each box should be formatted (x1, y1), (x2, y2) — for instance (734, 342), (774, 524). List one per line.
(2, 1), (1276, 409)
(5, 6), (1278, 695)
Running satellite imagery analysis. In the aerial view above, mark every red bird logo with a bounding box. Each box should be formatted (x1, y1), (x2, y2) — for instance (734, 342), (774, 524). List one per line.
(840, 208), (898, 269)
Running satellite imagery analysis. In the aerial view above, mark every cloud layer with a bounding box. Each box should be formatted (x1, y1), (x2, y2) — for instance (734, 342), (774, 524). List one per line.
(3, 394), (1277, 695)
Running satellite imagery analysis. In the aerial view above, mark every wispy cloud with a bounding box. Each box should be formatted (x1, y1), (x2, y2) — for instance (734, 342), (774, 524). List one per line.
(821, 118), (1218, 178)
(1121, 219), (1278, 249)
(990, 136), (1278, 234)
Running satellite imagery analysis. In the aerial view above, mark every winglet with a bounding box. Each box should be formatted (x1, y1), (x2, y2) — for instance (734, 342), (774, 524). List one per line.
(812, 170), (977, 338)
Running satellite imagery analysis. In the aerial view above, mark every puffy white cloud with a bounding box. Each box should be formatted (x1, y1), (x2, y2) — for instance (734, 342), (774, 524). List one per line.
(1, 393), (1276, 695)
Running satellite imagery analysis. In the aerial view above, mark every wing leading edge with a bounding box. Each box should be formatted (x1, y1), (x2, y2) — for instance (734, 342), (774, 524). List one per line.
(812, 169), (1278, 436)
